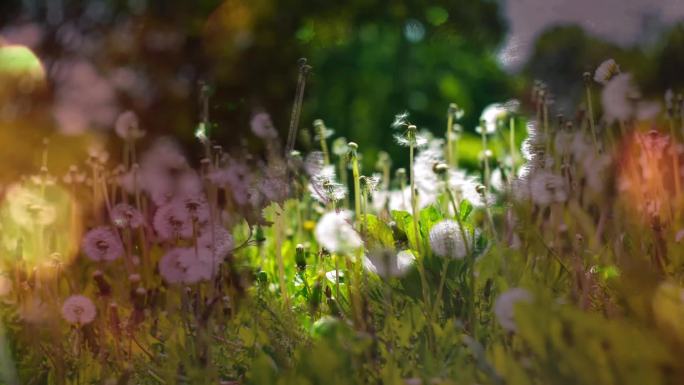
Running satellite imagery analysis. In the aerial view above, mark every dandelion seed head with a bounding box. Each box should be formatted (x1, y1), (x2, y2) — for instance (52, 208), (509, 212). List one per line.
(593, 59), (620, 85)
(6, 184), (56, 228)
(256, 164), (290, 204)
(313, 119), (335, 140)
(331, 137), (349, 156)
(429, 220), (468, 259)
(304, 151), (326, 176)
(480, 100), (519, 134)
(392, 111), (410, 128)
(61, 295), (96, 325)
(110, 203), (144, 229)
(115, 110), (145, 140)
(208, 157), (251, 206)
(363, 249), (415, 278)
(601, 73), (637, 123)
(449, 172), (492, 207)
(250, 112), (278, 139)
(494, 288), (532, 332)
(197, 225), (234, 259)
(153, 202), (193, 240)
(449, 103), (465, 120)
(360, 174), (381, 193)
(158, 248), (189, 284)
(82, 226), (124, 262)
(309, 166), (347, 205)
(315, 211), (363, 254)
(527, 170), (568, 206)
(179, 249), (220, 283)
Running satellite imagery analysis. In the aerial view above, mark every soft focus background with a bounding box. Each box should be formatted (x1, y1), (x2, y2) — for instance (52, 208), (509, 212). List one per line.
(2, 0), (684, 174)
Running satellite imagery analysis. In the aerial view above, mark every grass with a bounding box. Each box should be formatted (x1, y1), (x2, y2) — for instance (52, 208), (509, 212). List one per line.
(1, 60), (684, 385)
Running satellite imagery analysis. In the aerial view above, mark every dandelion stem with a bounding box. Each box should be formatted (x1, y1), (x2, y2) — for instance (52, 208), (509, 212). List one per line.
(584, 73), (599, 153)
(509, 117), (517, 176)
(285, 59), (312, 158)
(481, 128), (490, 190)
(444, 186), (471, 256)
(447, 104), (455, 166)
(334, 254), (341, 301)
(408, 128), (422, 255)
(349, 143), (362, 227)
(274, 209), (289, 308)
(431, 258), (450, 319)
(468, 252), (477, 337)
(314, 119), (331, 165)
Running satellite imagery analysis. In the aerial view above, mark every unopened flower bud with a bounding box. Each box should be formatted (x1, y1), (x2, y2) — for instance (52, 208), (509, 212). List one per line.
(433, 162), (449, 175)
(295, 244), (306, 271)
(93, 270), (111, 297)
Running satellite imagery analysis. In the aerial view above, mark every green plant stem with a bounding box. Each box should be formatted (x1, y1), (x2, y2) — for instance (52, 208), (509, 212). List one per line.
(468, 252), (477, 337)
(274, 210), (289, 308)
(361, 188), (369, 236)
(409, 142), (421, 255)
(339, 157), (350, 209)
(585, 83), (599, 153)
(542, 97), (553, 159)
(352, 154), (362, 226)
(509, 117), (516, 177)
(409, 137), (437, 350)
(481, 132), (490, 190)
(444, 186), (471, 256)
(334, 254), (341, 301)
(318, 125), (331, 165)
(431, 258), (450, 319)
(447, 111), (454, 166)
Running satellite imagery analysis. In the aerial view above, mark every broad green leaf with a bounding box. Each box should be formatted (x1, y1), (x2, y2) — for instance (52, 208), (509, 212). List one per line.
(459, 199), (473, 221)
(363, 214), (394, 248)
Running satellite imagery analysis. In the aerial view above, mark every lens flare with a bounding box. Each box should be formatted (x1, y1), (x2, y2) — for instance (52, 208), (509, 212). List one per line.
(616, 128), (680, 222)
(0, 181), (82, 275)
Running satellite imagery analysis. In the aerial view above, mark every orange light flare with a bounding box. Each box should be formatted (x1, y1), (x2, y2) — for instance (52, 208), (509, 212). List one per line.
(616, 127), (683, 225)
(0, 43), (91, 282)
(0, 181), (83, 280)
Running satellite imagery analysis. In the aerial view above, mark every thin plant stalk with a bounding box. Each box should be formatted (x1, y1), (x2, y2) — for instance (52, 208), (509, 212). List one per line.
(479, 123), (491, 190)
(509, 117), (517, 178)
(339, 156), (350, 209)
(348, 143), (362, 226)
(285, 59), (312, 158)
(583, 73), (599, 153)
(407, 126), (422, 255)
(446, 104), (455, 166)
(274, 210), (289, 308)
(314, 119), (331, 165)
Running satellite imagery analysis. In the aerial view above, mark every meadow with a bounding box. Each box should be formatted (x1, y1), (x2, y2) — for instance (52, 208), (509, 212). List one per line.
(1, 58), (684, 385)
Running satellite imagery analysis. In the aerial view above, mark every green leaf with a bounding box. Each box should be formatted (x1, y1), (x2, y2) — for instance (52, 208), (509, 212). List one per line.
(363, 214), (395, 248)
(391, 210), (418, 251)
(419, 205), (443, 234)
(459, 199), (473, 221)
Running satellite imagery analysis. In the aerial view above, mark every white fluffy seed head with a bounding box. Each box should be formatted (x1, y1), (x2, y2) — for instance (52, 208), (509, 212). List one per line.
(493, 288), (533, 332)
(593, 59), (620, 85)
(363, 249), (415, 278)
(429, 220), (467, 259)
(314, 211), (363, 255)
